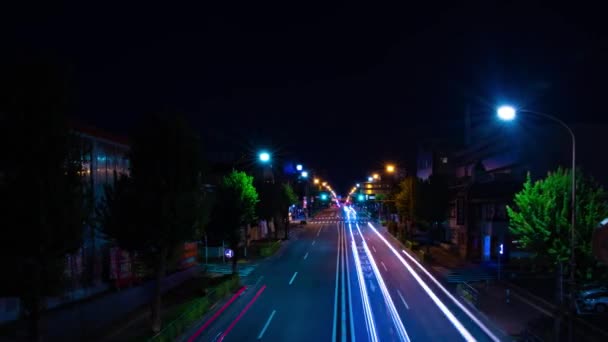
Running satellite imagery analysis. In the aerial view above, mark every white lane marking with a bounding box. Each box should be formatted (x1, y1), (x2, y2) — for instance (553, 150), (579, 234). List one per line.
(289, 272), (299, 285)
(380, 261), (388, 272)
(397, 289), (410, 310)
(304, 252), (309, 260)
(254, 276), (264, 288)
(257, 310), (277, 339)
(332, 221), (341, 342)
(345, 224), (356, 342)
(317, 227), (322, 237)
(372, 246), (377, 253)
(356, 224), (410, 342)
(348, 223), (378, 342)
(369, 280), (376, 293)
(340, 223), (347, 342)
(312, 240), (316, 246)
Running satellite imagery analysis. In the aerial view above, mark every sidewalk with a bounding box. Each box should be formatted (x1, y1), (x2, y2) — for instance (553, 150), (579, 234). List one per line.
(1, 265), (202, 342)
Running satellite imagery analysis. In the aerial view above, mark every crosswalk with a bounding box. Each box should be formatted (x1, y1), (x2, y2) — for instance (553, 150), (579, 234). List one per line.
(204, 263), (258, 277)
(309, 218), (369, 224)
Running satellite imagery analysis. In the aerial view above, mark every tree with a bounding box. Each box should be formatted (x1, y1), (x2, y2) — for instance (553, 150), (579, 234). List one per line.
(98, 114), (203, 333)
(208, 171), (258, 273)
(0, 60), (87, 341)
(256, 182), (297, 240)
(507, 168), (608, 285)
(395, 175), (449, 244)
(281, 183), (298, 240)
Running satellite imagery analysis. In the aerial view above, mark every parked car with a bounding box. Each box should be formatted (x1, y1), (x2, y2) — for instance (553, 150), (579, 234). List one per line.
(577, 284), (607, 300)
(577, 290), (608, 313)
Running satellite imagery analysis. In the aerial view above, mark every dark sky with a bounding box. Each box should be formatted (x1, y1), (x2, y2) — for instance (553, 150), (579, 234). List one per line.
(4, 1), (608, 192)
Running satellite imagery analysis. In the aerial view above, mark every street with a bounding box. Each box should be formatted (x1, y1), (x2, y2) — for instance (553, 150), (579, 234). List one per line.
(184, 208), (504, 342)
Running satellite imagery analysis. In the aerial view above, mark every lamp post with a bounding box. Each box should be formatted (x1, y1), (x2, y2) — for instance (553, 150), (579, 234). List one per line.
(498, 105), (576, 339)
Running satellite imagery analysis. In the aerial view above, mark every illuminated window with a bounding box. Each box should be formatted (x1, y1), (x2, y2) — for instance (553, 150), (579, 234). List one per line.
(441, 157), (448, 164)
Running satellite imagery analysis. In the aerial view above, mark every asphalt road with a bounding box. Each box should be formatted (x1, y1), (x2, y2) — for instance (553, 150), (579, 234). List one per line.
(184, 208), (505, 342)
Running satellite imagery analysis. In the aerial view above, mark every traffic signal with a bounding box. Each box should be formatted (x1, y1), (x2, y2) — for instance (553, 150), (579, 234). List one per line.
(321, 193), (328, 201)
(357, 194), (365, 201)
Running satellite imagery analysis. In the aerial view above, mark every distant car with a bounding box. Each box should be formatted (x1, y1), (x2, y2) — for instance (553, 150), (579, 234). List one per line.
(577, 290), (608, 313)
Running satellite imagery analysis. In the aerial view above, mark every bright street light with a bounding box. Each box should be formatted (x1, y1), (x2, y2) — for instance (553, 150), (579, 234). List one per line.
(322, 182), (327, 186)
(373, 173), (379, 180)
(314, 178), (320, 184)
(356, 183), (360, 188)
(368, 176), (373, 182)
(296, 164), (303, 171)
(497, 105), (516, 121)
(301, 171), (308, 178)
(259, 151), (270, 162)
(386, 164), (395, 173)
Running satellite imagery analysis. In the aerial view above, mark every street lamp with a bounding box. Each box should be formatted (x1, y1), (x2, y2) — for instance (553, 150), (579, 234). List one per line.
(386, 164), (395, 173)
(314, 178), (320, 184)
(368, 176), (373, 182)
(356, 183), (360, 188)
(296, 164), (303, 171)
(301, 171), (308, 178)
(373, 173), (380, 180)
(497, 104), (576, 320)
(259, 151), (271, 163)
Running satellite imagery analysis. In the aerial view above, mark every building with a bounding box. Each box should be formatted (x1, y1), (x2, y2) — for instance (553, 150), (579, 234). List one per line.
(416, 116), (608, 263)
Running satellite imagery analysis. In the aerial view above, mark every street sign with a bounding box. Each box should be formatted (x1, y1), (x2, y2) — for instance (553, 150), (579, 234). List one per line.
(224, 248), (234, 259)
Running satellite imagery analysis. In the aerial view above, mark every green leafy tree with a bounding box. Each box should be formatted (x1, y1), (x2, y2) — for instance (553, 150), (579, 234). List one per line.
(0, 61), (88, 341)
(507, 168), (608, 286)
(281, 183), (298, 239)
(99, 114), (203, 333)
(209, 171), (258, 273)
(396, 177), (416, 238)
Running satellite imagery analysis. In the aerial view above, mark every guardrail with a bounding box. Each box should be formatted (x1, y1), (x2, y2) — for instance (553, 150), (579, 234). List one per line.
(147, 275), (240, 342)
(457, 282), (479, 308)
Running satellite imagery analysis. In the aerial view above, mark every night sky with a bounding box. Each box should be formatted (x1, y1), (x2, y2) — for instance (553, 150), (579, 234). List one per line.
(4, 1), (608, 192)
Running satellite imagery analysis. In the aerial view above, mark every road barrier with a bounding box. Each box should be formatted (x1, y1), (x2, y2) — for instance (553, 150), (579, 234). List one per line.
(457, 282), (479, 308)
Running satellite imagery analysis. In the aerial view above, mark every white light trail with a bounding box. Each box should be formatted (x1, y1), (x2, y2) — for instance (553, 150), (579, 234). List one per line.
(348, 223), (378, 342)
(367, 222), (499, 342)
(356, 224), (410, 342)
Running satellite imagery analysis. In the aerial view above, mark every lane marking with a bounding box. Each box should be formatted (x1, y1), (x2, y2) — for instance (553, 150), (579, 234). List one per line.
(340, 223), (347, 342)
(332, 222), (341, 342)
(380, 261), (388, 272)
(397, 289), (410, 310)
(317, 227), (322, 237)
(218, 285), (267, 342)
(372, 246), (377, 253)
(348, 223), (378, 342)
(257, 309), (277, 339)
(289, 272), (299, 285)
(254, 276), (264, 288)
(187, 286), (247, 342)
(345, 223), (356, 342)
(303, 252), (309, 260)
(312, 240), (316, 246)
(357, 223), (410, 342)
(367, 222), (492, 342)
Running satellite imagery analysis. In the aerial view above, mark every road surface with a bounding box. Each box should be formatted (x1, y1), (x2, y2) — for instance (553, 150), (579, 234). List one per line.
(184, 208), (504, 342)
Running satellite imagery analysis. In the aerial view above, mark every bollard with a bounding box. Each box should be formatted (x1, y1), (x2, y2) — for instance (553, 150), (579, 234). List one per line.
(506, 289), (510, 304)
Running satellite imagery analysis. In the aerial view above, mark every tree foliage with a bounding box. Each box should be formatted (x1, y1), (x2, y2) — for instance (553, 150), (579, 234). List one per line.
(0, 59), (87, 340)
(208, 170), (258, 272)
(98, 114), (204, 332)
(507, 168), (608, 281)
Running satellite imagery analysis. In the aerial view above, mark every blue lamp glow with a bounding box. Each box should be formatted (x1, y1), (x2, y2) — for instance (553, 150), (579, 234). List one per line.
(259, 152), (270, 162)
(497, 105), (516, 121)
(301, 171), (308, 178)
(296, 164), (303, 171)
